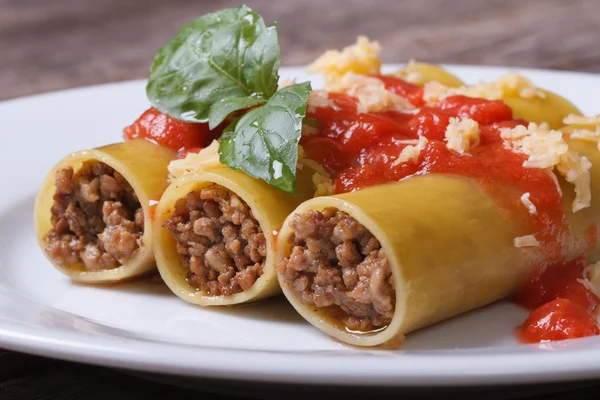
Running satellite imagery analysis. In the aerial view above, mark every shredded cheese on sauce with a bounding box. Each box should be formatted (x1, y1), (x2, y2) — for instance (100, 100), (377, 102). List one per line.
(392, 136), (429, 166)
(514, 235), (540, 248)
(307, 90), (339, 114)
(307, 36), (382, 86)
(444, 117), (480, 154)
(328, 73), (415, 113)
(312, 173), (335, 197)
(500, 123), (592, 212)
(520, 192), (537, 215)
(555, 151), (592, 212)
(423, 72), (545, 105)
(297, 146), (335, 197)
(168, 140), (221, 180)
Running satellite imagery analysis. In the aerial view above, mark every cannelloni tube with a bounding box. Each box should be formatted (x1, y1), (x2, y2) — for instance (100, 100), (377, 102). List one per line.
(276, 140), (600, 347)
(154, 165), (315, 306)
(34, 139), (175, 283)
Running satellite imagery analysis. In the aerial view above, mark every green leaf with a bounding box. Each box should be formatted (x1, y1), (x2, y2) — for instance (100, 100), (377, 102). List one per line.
(208, 97), (266, 129)
(219, 82), (313, 194)
(146, 5), (280, 123)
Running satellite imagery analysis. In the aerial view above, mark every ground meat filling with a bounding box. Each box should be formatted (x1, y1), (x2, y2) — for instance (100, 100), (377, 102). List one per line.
(164, 185), (266, 296)
(278, 208), (395, 332)
(45, 161), (144, 270)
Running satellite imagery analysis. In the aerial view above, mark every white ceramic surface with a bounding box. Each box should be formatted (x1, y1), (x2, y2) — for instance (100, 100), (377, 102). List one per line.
(1, 65), (600, 386)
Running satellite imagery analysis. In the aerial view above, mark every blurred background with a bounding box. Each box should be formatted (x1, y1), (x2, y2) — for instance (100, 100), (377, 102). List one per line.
(2, 0), (600, 101)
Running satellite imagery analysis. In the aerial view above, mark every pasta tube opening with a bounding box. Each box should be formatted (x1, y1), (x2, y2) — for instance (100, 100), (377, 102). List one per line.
(164, 184), (266, 296)
(154, 166), (316, 306)
(34, 139), (175, 283)
(278, 208), (394, 332)
(46, 161), (144, 271)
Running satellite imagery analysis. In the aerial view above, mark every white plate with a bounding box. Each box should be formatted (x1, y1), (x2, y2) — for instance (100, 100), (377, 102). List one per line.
(1, 65), (600, 387)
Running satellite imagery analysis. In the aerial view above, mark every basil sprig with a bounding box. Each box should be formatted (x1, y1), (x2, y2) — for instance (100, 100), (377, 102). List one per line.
(219, 82), (311, 194)
(146, 5), (312, 194)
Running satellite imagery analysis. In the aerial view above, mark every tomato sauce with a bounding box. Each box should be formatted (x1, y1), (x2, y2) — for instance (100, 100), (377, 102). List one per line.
(123, 107), (219, 152)
(515, 255), (600, 343)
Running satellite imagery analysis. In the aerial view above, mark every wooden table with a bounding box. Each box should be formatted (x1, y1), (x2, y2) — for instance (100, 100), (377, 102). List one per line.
(2, 0), (600, 398)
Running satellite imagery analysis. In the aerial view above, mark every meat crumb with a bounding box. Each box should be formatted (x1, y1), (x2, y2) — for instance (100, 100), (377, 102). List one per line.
(277, 208), (395, 331)
(164, 185), (266, 296)
(45, 161), (143, 270)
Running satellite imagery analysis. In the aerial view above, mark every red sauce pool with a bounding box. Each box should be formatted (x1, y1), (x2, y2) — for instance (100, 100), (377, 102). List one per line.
(515, 255), (599, 343)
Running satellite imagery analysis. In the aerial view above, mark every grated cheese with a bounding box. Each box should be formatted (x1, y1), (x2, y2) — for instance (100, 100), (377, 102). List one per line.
(307, 36), (382, 86)
(307, 90), (340, 114)
(168, 140), (221, 181)
(555, 151), (592, 212)
(500, 123), (592, 212)
(545, 168), (563, 196)
(328, 73), (415, 113)
(392, 59), (424, 85)
(297, 146), (335, 197)
(495, 72), (546, 99)
(563, 114), (600, 126)
(423, 72), (544, 105)
(569, 127), (600, 151)
(520, 192), (537, 215)
(514, 235), (540, 248)
(392, 136), (429, 166)
(564, 114), (600, 150)
(312, 172), (335, 197)
(500, 124), (567, 169)
(444, 117), (480, 154)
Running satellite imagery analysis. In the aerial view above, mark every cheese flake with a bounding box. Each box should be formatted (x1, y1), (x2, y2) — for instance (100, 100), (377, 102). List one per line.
(312, 172), (335, 197)
(444, 117), (480, 154)
(520, 192), (537, 215)
(563, 114), (600, 126)
(500, 123), (592, 212)
(307, 36), (382, 85)
(298, 146), (335, 197)
(393, 59), (424, 85)
(307, 90), (339, 114)
(328, 73), (415, 113)
(392, 136), (429, 166)
(168, 140), (221, 181)
(514, 235), (540, 248)
(423, 72), (543, 105)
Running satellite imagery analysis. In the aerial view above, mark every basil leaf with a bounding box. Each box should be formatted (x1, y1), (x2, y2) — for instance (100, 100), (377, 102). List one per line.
(146, 5), (280, 123)
(219, 82), (312, 194)
(208, 97), (266, 129)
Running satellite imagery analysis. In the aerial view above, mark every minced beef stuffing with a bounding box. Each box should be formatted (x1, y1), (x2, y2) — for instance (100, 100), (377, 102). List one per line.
(277, 208), (395, 331)
(45, 161), (144, 270)
(164, 185), (266, 296)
